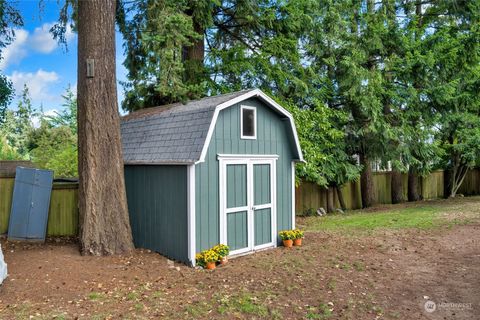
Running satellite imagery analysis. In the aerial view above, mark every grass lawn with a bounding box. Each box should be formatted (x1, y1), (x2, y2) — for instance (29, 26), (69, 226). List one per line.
(300, 196), (480, 233)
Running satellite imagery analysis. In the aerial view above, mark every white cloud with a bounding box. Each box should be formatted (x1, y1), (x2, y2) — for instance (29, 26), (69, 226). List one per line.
(30, 23), (58, 54)
(0, 23), (76, 70)
(32, 108), (59, 128)
(30, 23), (75, 54)
(0, 29), (29, 70)
(10, 69), (60, 102)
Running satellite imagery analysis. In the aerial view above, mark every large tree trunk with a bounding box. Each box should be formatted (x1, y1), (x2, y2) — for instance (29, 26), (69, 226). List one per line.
(444, 168), (453, 199)
(77, 0), (134, 255)
(183, 19), (205, 86)
(326, 187), (335, 213)
(408, 168), (421, 202)
(449, 164), (468, 198)
(391, 169), (404, 204)
(336, 186), (346, 211)
(360, 153), (375, 208)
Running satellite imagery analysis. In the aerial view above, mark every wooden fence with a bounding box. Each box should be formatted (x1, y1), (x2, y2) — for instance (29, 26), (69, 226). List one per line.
(0, 175), (78, 236)
(1, 168), (478, 236)
(295, 169), (480, 215)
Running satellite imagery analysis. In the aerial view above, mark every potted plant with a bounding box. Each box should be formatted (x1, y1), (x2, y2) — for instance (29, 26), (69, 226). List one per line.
(195, 252), (206, 268)
(213, 244), (230, 265)
(202, 249), (219, 270)
(293, 229), (304, 246)
(279, 230), (295, 247)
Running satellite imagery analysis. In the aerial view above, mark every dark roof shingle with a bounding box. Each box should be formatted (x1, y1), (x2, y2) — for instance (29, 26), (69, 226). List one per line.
(121, 90), (254, 164)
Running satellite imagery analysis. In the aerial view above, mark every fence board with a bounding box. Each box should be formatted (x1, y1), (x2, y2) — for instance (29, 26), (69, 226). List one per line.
(296, 169), (480, 215)
(2, 169), (479, 231)
(0, 177), (78, 236)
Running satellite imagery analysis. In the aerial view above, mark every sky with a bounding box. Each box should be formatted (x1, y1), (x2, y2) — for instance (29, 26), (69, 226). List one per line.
(1, 0), (127, 117)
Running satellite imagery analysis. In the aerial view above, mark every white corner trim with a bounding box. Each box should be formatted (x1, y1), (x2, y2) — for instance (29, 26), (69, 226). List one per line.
(218, 158), (226, 245)
(291, 161), (296, 230)
(196, 89), (304, 164)
(187, 164), (196, 267)
(240, 105), (257, 140)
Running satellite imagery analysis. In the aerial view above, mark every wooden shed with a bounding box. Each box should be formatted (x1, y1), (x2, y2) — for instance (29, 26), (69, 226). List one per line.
(121, 89), (304, 266)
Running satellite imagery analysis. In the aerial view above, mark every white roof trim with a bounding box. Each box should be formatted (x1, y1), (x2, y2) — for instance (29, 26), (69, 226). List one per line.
(195, 89), (304, 164)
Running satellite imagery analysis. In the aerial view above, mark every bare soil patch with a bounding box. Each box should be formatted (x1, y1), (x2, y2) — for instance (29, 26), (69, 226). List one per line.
(0, 198), (479, 319)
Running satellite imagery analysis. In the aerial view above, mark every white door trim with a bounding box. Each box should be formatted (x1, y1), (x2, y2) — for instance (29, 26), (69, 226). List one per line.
(218, 155), (277, 256)
(187, 164), (196, 266)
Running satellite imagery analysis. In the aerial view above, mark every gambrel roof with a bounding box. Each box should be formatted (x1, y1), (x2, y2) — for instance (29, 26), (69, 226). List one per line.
(121, 89), (304, 164)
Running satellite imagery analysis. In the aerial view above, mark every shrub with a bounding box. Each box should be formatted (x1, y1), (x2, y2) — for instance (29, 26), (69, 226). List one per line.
(279, 230), (295, 240)
(293, 229), (304, 239)
(212, 244), (230, 258)
(195, 252), (206, 268)
(202, 249), (219, 263)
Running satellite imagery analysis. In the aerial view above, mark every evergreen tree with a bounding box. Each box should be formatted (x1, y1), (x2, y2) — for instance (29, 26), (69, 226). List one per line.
(1, 85), (37, 158)
(0, 0), (23, 124)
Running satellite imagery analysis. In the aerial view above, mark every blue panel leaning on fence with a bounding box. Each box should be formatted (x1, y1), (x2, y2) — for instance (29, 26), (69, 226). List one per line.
(8, 167), (54, 241)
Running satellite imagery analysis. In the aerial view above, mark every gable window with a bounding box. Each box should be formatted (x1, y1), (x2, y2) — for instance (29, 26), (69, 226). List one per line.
(241, 106), (256, 139)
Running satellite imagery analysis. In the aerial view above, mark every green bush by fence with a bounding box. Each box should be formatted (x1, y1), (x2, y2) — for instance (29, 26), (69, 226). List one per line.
(296, 169), (480, 215)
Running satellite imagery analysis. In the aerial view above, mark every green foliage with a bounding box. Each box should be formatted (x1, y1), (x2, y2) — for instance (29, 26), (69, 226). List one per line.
(278, 230), (295, 240)
(201, 249), (218, 263)
(0, 0), (23, 52)
(118, 0), (205, 111)
(212, 244), (229, 258)
(0, 135), (21, 160)
(28, 88), (78, 178)
(29, 123), (78, 178)
(0, 73), (13, 125)
(43, 85), (77, 134)
(195, 252), (206, 268)
(0, 85), (37, 158)
(116, 0), (479, 196)
(289, 103), (360, 187)
(0, 0), (23, 126)
(292, 229), (304, 239)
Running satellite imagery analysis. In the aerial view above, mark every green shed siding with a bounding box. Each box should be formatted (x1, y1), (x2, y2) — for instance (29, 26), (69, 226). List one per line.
(125, 165), (189, 263)
(195, 98), (295, 253)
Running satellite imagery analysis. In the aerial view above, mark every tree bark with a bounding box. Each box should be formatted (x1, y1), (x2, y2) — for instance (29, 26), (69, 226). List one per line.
(408, 168), (421, 202)
(391, 169), (404, 204)
(450, 164), (468, 198)
(336, 186), (346, 211)
(77, 0), (134, 255)
(183, 18), (205, 86)
(444, 168), (453, 198)
(326, 187), (335, 213)
(360, 153), (375, 208)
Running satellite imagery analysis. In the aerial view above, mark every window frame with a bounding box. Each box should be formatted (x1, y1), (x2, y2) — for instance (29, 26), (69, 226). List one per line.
(240, 105), (257, 140)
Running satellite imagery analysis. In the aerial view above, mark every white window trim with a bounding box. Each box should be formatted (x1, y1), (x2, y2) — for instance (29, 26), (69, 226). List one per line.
(240, 105), (257, 140)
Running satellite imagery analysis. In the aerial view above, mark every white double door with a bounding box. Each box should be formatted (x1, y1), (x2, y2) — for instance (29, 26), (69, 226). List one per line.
(219, 156), (277, 256)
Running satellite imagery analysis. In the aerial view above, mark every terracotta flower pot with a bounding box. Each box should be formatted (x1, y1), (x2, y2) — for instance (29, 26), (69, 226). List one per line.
(293, 238), (302, 246)
(283, 239), (293, 248)
(220, 257), (228, 265)
(206, 261), (216, 270)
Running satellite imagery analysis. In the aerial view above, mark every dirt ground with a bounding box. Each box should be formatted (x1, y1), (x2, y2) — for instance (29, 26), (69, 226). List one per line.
(0, 199), (479, 319)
